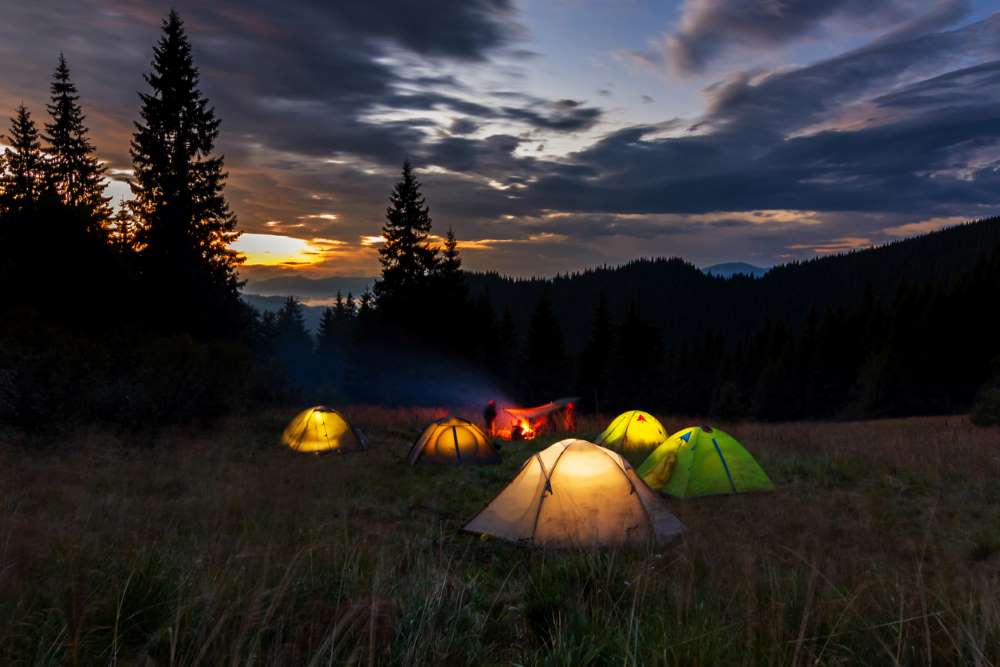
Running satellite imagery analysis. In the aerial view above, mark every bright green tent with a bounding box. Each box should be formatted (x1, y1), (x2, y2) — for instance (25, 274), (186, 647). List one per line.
(595, 410), (668, 457)
(638, 426), (774, 498)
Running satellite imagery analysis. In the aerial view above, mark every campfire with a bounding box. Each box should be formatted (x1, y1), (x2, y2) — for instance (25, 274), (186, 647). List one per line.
(493, 397), (578, 441)
(497, 416), (539, 441)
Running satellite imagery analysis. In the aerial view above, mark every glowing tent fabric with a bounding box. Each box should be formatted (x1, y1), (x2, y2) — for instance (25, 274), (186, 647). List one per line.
(408, 417), (500, 465)
(640, 426), (774, 498)
(281, 406), (367, 454)
(595, 410), (669, 456)
(464, 439), (684, 546)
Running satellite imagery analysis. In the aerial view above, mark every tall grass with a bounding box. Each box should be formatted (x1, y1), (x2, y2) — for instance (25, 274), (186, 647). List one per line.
(0, 411), (997, 664)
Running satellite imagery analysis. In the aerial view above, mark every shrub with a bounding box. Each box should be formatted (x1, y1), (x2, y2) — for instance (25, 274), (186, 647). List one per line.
(0, 325), (260, 431)
(971, 386), (1000, 426)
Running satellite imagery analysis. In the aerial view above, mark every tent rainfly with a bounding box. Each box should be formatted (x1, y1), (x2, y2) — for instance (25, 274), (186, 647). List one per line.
(281, 406), (367, 454)
(639, 426), (774, 498)
(595, 410), (669, 456)
(464, 439), (684, 546)
(408, 416), (500, 465)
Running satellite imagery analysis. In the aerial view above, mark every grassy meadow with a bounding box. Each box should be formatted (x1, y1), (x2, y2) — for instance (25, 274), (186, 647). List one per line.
(1, 410), (999, 665)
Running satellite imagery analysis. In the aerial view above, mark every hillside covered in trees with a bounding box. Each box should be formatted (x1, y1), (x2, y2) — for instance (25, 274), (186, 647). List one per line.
(464, 217), (1000, 419)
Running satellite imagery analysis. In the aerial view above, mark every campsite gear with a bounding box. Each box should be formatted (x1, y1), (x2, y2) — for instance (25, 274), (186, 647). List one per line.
(495, 397), (579, 440)
(595, 410), (669, 456)
(408, 416), (500, 465)
(642, 426), (775, 497)
(281, 406), (367, 454)
(464, 439), (684, 546)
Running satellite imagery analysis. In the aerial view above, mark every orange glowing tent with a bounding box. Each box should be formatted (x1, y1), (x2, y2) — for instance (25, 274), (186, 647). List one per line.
(281, 406), (367, 454)
(408, 416), (500, 465)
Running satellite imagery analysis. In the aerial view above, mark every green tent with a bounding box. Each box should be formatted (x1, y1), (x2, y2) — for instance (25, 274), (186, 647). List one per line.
(638, 426), (774, 498)
(595, 410), (668, 457)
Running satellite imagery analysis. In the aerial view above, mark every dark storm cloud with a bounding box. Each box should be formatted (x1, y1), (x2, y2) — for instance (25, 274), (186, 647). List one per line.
(346, 12), (1000, 252)
(0, 0), (598, 166)
(2, 1), (1000, 274)
(500, 99), (602, 132)
(0, 0), (518, 170)
(424, 134), (522, 173)
(449, 118), (480, 135)
(873, 61), (1000, 112)
(315, 1), (517, 60)
(697, 12), (1000, 136)
(666, 0), (968, 74)
(524, 104), (1000, 219)
(482, 13), (1000, 246)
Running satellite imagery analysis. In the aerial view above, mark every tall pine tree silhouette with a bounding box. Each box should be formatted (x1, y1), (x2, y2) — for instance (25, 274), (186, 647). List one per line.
(578, 294), (614, 412)
(374, 160), (438, 315)
(130, 10), (242, 335)
(438, 226), (465, 299)
(43, 54), (112, 226)
(1, 105), (45, 216)
(523, 291), (569, 403)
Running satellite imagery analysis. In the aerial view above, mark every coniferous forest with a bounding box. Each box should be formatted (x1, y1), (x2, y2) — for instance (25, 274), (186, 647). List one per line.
(2, 10), (999, 432)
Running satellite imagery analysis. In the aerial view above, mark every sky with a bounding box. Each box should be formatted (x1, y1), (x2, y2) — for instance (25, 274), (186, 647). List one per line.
(2, 0), (1000, 281)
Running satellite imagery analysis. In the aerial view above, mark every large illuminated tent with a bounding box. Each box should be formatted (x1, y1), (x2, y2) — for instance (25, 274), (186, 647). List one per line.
(464, 439), (684, 546)
(281, 406), (367, 454)
(408, 417), (500, 465)
(595, 410), (669, 457)
(640, 426), (774, 498)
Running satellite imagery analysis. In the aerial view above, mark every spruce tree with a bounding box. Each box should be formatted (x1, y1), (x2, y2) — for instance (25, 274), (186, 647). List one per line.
(496, 305), (519, 394)
(438, 226), (466, 299)
(358, 288), (374, 315)
(374, 160), (438, 312)
(612, 300), (664, 408)
(43, 54), (112, 225)
(110, 201), (138, 251)
(344, 292), (356, 317)
(317, 306), (337, 353)
(130, 10), (242, 334)
(523, 291), (569, 403)
(333, 290), (348, 319)
(1, 104), (45, 216)
(440, 227), (462, 276)
(578, 294), (614, 412)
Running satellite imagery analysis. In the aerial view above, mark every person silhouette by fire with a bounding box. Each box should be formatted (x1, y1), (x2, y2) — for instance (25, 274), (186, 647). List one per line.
(483, 400), (497, 436)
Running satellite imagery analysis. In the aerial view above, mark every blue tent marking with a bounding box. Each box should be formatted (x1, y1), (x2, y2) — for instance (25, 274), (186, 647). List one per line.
(712, 437), (738, 493)
(680, 431), (692, 442)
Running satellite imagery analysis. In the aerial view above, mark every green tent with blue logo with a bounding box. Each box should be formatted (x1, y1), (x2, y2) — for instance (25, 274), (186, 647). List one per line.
(638, 426), (774, 498)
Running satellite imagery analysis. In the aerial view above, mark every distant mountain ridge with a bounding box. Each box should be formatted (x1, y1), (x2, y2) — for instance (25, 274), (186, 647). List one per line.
(702, 262), (767, 278)
(241, 293), (327, 331)
(243, 275), (373, 299)
(465, 216), (1000, 353)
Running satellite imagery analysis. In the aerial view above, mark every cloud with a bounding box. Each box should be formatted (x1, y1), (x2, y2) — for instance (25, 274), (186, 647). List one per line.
(664, 0), (964, 75)
(449, 117), (479, 135)
(697, 14), (1000, 137)
(500, 99), (603, 132)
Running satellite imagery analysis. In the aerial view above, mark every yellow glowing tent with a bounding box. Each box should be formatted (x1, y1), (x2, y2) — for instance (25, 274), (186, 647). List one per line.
(595, 410), (669, 457)
(408, 416), (500, 465)
(281, 406), (367, 454)
(464, 439), (684, 546)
